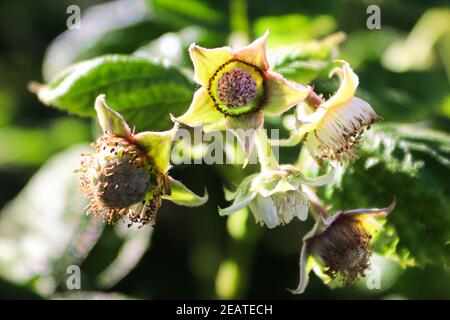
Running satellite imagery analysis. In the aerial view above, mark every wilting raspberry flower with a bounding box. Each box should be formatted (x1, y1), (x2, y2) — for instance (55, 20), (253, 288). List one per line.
(285, 60), (381, 163)
(77, 95), (207, 227)
(175, 31), (310, 156)
(289, 199), (396, 294)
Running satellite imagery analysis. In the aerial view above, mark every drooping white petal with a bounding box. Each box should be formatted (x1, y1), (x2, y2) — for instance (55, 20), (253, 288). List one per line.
(272, 190), (310, 223)
(248, 195), (279, 229)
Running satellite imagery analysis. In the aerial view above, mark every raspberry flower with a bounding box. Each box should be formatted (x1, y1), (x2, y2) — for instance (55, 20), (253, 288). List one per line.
(219, 131), (334, 228)
(290, 198), (396, 294)
(175, 31), (310, 155)
(280, 60), (381, 163)
(77, 95), (207, 227)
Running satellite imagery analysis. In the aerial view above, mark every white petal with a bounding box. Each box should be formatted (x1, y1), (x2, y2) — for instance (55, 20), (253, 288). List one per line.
(248, 195), (279, 229)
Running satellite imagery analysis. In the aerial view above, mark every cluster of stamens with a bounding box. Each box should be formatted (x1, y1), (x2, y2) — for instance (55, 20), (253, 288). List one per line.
(304, 98), (382, 163)
(208, 59), (265, 117)
(272, 190), (309, 224)
(217, 68), (257, 109)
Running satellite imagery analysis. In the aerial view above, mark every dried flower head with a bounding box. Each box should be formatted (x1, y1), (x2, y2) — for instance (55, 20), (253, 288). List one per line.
(174, 30), (310, 156)
(77, 95), (207, 227)
(307, 213), (371, 283)
(290, 199), (396, 294)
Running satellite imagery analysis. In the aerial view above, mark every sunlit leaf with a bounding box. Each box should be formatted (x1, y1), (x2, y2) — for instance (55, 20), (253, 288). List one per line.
(254, 14), (336, 46)
(95, 223), (153, 289)
(0, 119), (90, 168)
(0, 145), (104, 296)
(151, 0), (224, 28)
(271, 32), (346, 84)
(33, 54), (194, 132)
(42, 0), (172, 81)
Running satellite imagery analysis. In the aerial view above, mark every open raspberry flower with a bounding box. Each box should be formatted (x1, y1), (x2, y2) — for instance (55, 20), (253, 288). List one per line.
(290, 199), (396, 294)
(175, 31), (310, 155)
(77, 95), (207, 227)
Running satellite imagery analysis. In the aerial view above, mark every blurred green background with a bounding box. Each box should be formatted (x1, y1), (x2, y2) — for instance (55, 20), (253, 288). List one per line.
(0, 0), (449, 299)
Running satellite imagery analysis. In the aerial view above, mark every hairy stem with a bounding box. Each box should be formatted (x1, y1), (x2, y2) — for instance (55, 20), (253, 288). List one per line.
(254, 129), (279, 173)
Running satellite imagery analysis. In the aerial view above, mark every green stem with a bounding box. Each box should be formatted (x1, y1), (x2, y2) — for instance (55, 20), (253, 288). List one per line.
(254, 129), (279, 173)
(230, 0), (250, 46)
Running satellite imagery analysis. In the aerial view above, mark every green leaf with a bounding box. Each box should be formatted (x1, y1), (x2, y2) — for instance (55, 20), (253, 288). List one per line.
(95, 224), (153, 290)
(0, 145), (104, 296)
(33, 54), (194, 132)
(340, 27), (401, 68)
(42, 0), (173, 81)
(151, 0), (224, 28)
(0, 145), (156, 296)
(0, 119), (90, 168)
(271, 32), (346, 85)
(253, 14), (337, 46)
(320, 123), (450, 266)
